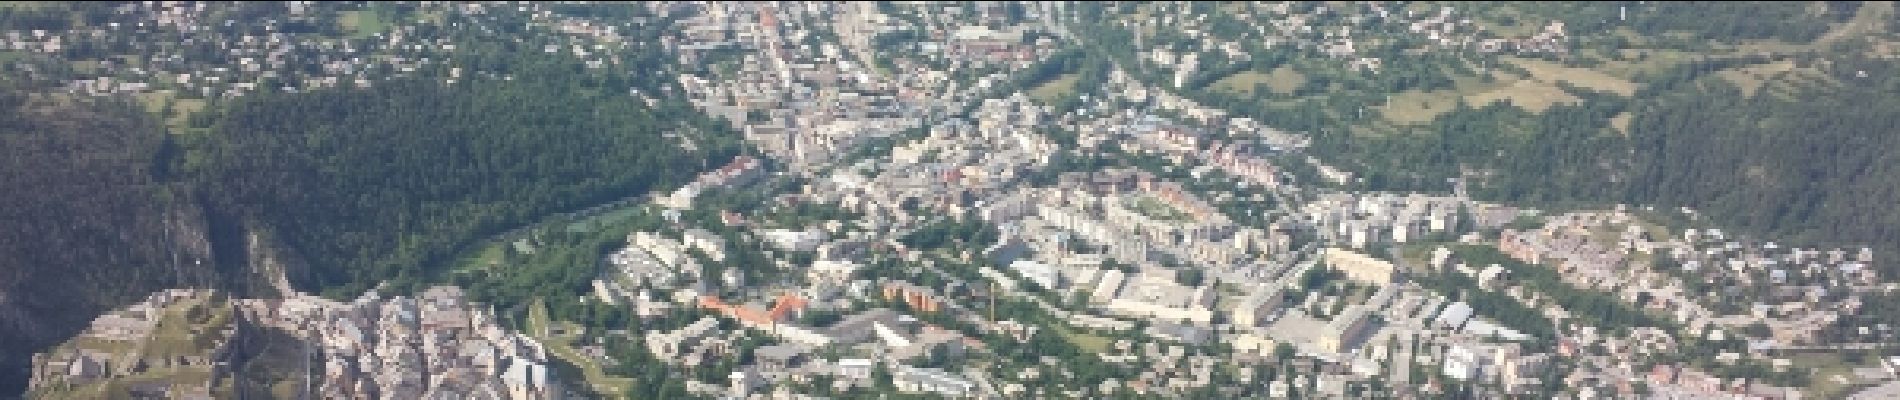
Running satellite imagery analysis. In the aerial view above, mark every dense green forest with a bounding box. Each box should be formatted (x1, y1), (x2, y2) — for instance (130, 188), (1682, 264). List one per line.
(1349, 54), (1900, 271)
(0, 88), (216, 395)
(1621, 56), (1900, 263)
(190, 76), (744, 299)
(0, 2), (742, 391)
(0, 69), (745, 393)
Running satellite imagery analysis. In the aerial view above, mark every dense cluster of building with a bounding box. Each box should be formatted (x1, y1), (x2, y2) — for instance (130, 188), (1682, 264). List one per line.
(11, 2), (659, 102)
(237, 286), (562, 399)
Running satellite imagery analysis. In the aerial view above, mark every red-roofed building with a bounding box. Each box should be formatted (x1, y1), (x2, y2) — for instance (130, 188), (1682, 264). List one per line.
(699, 293), (808, 327)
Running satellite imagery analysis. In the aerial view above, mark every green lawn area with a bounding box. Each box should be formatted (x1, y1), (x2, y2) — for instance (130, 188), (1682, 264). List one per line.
(141, 296), (230, 360)
(1209, 67), (1306, 96)
(1128, 195), (1190, 221)
(451, 242), (507, 274)
(567, 206), (644, 233)
(1717, 61), (1786, 97)
(135, 91), (206, 133)
(1053, 326), (1111, 354)
(1502, 56), (1638, 96)
(418, 10), (446, 25)
(1028, 73), (1080, 104)
(1378, 59), (1609, 125)
(1790, 351), (1880, 399)
(1596, 47), (1697, 81)
(338, 10), (388, 39)
(69, 60), (102, 75)
(526, 298), (553, 339)
(1463, 75), (1581, 113)
(446, 201), (649, 282)
(1376, 72), (1504, 125)
(527, 298), (636, 399)
(0, 50), (36, 64)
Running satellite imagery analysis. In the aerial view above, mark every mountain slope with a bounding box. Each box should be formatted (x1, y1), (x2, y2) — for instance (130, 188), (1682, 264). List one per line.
(0, 90), (219, 396)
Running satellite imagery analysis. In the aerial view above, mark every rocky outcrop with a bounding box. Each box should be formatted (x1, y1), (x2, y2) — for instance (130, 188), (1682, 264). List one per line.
(28, 286), (567, 399)
(26, 290), (236, 398)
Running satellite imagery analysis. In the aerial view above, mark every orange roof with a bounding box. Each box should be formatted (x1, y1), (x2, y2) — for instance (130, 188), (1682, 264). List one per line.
(767, 293), (808, 321)
(700, 293), (807, 326)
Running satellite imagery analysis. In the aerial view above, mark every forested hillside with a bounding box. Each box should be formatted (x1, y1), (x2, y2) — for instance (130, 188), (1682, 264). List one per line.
(0, 40), (747, 400)
(1072, 1), (1900, 271)
(0, 75), (743, 394)
(0, 2), (752, 392)
(191, 76), (744, 299)
(1621, 55), (1900, 262)
(1318, 53), (1900, 269)
(0, 88), (217, 395)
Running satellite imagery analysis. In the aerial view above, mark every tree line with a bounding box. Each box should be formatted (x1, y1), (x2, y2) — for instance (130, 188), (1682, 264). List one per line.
(187, 73), (743, 299)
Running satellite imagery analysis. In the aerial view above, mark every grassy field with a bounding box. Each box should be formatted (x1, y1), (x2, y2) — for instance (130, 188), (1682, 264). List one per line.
(69, 60), (100, 75)
(1714, 60), (1798, 97)
(135, 91), (206, 133)
(0, 50), (36, 64)
(1377, 72), (1514, 125)
(1028, 73), (1080, 104)
(1378, 88), (1465, 125)
(1761, 65), (1840, 100)
(1503, 56), (1638, 96)
(1128, 195), (1191, 221)
(1596, 48), (1698, 80)
(527, 298), (635, 399)
(418, 10), (447, 25)
(1377, 55), (1650, 126)
(567, 206), (644, 233)
(447, 241), (508, 282)
(1210, 67), (1307, 96)
(1464, 75), (1582, 113)
(1791, 352), (1883, 399)
(338, 10), (388, 39)
(1054, 326), (1111, 353)
(1608, 112), (1632, 135)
